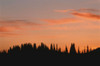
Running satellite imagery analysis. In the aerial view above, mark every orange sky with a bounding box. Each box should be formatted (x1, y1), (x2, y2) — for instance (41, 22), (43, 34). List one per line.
(0, 0), (100, 52)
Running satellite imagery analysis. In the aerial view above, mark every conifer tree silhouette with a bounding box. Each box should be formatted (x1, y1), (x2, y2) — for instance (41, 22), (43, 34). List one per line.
(87, 46), (89, 53)
(78, 47), (80, 54)
(53, 44), (55, 51)
(84, 48), (86, 54)
(50, 44), (53, 51)
(56, 44), (58, 51)
(58, 48), (61, 52)
(65, 46), (68, 54)
(0, 42), (100, 57)
(70, 43), (76, 55)
(33, 43), (36, 50)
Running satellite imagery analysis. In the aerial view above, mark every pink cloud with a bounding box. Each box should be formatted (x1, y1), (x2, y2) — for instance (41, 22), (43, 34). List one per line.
(54, 9), (74, 13)
(54, 8), (100, 13)
(54, 8), (100, 21)
(71, 12), (100, 21)
(0, 20), (40, 26)
(41, 18), (83, 24)
(0, 20), (41, 32)
(77, 8), (100, 12)
(45, 22), (100, 31)
(0, 26), (20, 32)
(0, 32), (21, 37)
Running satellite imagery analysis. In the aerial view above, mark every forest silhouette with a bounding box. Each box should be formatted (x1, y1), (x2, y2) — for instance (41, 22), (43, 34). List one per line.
(0, 42), (100, 57)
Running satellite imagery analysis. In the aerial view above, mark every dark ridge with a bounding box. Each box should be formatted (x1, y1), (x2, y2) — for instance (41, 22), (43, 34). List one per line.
(0, 42), (100, 57)
(0, 42), (99, 65)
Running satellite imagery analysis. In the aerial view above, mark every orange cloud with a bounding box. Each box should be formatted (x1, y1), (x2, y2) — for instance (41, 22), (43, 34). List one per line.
(77, 8), (100, 12)
(54, 8), (100, 13)
(45, 22), (100, 31)
(0, 33), (21, 37)
(41, 18), (83, 24)
(54, 8), (100, 21)
(0, 20), (40, 26)
(54, 9), (74, 13)
(0, 26), (20, 32)
(0, 20), (41, 32)
(71, 12), (100, 21)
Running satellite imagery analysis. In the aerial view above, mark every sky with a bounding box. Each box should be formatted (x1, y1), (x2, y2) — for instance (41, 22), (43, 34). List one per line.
(0, 0), (100, 51)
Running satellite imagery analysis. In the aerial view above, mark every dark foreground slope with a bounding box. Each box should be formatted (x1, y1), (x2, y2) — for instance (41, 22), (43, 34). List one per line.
(0, 43), (100, 57)
(0, 43), (100, 65)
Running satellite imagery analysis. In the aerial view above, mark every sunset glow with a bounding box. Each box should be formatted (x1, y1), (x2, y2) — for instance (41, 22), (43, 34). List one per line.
(0, 0), (100, 52)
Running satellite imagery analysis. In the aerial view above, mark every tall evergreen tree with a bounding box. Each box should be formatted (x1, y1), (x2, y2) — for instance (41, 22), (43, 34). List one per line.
(70, 43), (76, 55)
(33, 43), (36, 50)
(50, 44), (53, 50)
(56, 44), (58, 51)
(84, 48), (86, 53)
(53, 44), (55, 51)
(65, 46), (68, 53)
(87, 46), (89, 53)
(78, 47), (80, 54)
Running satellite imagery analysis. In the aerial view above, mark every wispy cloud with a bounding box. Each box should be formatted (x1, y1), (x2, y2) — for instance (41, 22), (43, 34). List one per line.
(54, 8), (100, 13)
(54, 9), (74, 13)
(71, 12), (100, 21)
(45, 22), (100, 31)
(0, 20), (40, 27)
(41, 18), (83, 25)
(54, 8), (100, 21)
(0, 26), (20, 32)
(0, 20), (41, 32)
(77, 8), (100, 12)
(0, 33), (21, 37)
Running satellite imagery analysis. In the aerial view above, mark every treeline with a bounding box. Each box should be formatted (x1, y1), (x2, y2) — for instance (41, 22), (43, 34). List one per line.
(0, 42), (100, 57)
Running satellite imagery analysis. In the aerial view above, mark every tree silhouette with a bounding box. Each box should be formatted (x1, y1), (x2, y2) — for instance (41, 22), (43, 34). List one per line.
(90, 48), (92, 52)
(38, 42), (49, 52)
(70, 43), (76, 55)
(53, 44), (55, 51)
(87, 45), (89, 53)
(65, 46), (68, 54)
(56, 44), (58, 51)
(50, 44), (53, 51)
(84, 48), (86, 54)
(33, 43), (36, 50)
(78, 47), (80, 54)
(0, 42), (100, 57)
(58, 48), (61, 52)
